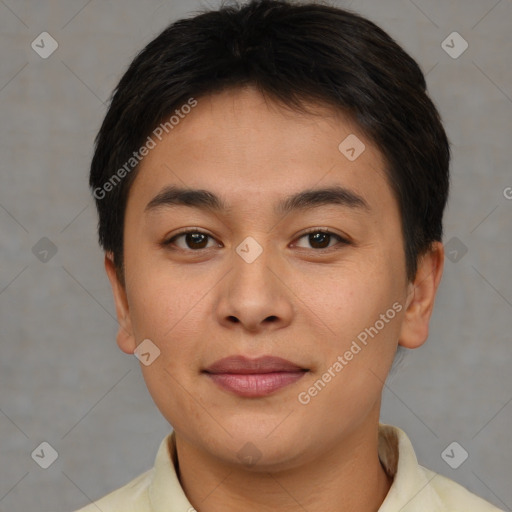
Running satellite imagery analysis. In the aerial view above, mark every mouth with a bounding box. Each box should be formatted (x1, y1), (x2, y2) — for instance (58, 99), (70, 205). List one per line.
(202, 355), (309, 397)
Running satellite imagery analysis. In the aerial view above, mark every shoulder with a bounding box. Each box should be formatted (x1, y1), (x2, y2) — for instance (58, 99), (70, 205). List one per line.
(72, 432), (180, 512)
(420, 465), (504, 512)
(378, 424), (503, 512)
(73, 468), (153, 512)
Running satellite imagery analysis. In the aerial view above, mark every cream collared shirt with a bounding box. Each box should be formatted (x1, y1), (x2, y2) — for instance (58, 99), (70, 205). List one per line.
(75, 424), (503, 511)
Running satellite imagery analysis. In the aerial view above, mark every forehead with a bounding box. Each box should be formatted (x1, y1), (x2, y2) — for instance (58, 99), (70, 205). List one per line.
(126, 87), (396, 219)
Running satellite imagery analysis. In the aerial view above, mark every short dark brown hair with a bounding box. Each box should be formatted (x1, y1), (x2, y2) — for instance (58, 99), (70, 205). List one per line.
(90, 0), (450, 282)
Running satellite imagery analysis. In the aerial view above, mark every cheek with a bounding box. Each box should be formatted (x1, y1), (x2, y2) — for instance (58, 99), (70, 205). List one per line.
(297, 281), (402, 424)
(124, 256), (217, 384)
(299, 262), (400, 338)
(295, 262), (405, 406)
(124, 247), (204, 339)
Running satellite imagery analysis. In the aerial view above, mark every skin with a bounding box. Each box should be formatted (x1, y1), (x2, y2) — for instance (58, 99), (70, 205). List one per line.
(105, 86), (444, 512)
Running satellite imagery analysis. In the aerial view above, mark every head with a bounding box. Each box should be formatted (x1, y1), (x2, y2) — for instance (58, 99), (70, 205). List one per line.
(90, 0), (448, 469)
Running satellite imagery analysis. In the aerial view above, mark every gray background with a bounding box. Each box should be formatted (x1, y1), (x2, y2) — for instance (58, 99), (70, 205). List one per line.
(0, 0), (511, 511)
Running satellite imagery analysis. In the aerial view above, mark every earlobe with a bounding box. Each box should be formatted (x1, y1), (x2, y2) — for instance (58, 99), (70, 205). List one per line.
(104, 253), (137, 354)
(398, 242), (444, 349)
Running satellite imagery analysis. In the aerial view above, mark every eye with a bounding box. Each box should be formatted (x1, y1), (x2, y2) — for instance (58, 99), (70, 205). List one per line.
(163, 230), (220, 250)
(294, 229), (349, 250)
(162, 228), (349, 252)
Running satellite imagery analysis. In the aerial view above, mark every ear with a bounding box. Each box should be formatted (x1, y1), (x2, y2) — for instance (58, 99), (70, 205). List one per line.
(104, 253), (137, 354)
(398, 242), (444, 349)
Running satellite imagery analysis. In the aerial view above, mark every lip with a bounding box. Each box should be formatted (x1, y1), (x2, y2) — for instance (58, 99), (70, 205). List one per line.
(203, 355), (308, 397)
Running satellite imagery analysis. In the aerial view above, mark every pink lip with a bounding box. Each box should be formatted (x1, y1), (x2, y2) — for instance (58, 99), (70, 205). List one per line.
(203, 356), (308, 397)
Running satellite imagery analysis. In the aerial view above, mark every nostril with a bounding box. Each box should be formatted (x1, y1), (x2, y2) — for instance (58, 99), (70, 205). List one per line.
(228, 316), (240, 323)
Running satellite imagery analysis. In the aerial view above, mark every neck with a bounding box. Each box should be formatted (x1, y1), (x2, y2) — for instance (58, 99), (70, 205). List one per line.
(174, 415), (392, 512)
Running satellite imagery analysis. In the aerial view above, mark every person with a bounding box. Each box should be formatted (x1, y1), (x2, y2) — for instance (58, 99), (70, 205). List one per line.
(77, 0), (502, 510)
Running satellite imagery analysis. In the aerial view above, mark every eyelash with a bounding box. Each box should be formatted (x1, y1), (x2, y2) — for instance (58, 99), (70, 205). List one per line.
(162, 228), (351, 252)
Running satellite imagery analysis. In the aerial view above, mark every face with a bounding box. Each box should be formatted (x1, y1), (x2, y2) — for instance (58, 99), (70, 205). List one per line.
(107, 87), (430, 470)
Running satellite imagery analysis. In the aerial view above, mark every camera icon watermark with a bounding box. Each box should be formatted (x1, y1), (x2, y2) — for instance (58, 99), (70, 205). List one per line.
(503, 187), (512, 200)
(31, 32), (59, 59)
(441, 32), (468, 60)
(134, 339), (161, 366)
(444, 236), (468, 263)
(31, 441), (58, 469)
(441, 441), (468, 469)
(338, 134), (366, 161)
(32, 237), (58, 263)
(237, 442), (262, 466)
(236, 236), (263, 264)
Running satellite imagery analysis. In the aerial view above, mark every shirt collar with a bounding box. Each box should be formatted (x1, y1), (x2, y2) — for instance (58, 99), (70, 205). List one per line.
(148, 432), (191, 511)
(377, 423), (446, 511)
(148, 424), (446, 512)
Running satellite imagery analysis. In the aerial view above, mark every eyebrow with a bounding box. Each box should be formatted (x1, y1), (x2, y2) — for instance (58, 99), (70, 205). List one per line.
(144, 184), (370, 215)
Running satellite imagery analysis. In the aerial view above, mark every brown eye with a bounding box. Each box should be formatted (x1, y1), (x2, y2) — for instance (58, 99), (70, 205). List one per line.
(308, 232), (331, 249)
(183, 232), (209, 249)
(165, 231), (218, 250)
(294, 230), (348, 250)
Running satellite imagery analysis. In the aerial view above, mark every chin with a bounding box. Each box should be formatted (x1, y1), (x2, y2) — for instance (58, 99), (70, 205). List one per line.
(205, 427), (311, 472)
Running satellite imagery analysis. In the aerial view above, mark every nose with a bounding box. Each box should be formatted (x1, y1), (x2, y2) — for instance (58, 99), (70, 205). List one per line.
(215, 242), (294, 334)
